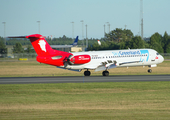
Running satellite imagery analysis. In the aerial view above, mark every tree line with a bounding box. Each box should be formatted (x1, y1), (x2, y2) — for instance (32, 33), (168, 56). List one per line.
(4, 35), (98, 46)
(88, 28), (170, 53)
(0, 35), (98, 54)
(0, 28), (170, 54)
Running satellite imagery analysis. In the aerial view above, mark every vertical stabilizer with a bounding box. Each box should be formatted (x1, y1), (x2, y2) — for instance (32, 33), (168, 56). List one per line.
(71, 36), (78, 46)
(26, 34), (55, 56)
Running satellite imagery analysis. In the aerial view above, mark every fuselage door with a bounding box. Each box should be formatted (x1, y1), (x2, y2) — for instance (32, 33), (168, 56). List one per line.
(150, 52), (155, 62)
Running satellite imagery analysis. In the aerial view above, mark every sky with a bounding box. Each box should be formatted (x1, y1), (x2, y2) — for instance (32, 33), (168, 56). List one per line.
(0, 0), (170, 39)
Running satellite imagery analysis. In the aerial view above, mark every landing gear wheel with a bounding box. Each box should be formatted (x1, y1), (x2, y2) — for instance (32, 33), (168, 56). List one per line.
(84, 71), (91, 76)
(102, 71), (109, 76)
(148, 69), (152, 73)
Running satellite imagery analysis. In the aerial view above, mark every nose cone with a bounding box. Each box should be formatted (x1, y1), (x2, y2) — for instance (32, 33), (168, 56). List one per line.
(159, 55), (164, 63)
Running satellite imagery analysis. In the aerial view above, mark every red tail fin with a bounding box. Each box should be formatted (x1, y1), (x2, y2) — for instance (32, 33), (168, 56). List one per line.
(9, 34), (73, 66)
(26, 34), (55, 56)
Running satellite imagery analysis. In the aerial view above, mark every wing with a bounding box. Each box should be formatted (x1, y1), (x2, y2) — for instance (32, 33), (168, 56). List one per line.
(94, 60), (142, 72)
(57, 67), (82, 72)
(119, 61), (141, 65)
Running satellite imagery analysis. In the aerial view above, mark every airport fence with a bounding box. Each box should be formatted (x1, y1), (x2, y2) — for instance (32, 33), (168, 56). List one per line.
(0, 53), (170, 61)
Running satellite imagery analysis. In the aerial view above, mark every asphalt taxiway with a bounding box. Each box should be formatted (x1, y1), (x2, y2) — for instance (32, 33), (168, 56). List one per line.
(0, 75), (170, 84)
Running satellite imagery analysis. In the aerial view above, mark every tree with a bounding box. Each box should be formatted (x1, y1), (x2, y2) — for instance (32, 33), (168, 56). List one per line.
(129, 36), (144, 49)
(123, 29), (134, 41)
(105, 28), (133, 43)
(119, 42), (126, 49)
(162, 31), (169, 53)
(149, 32), (162, 44)
(0, 38), (7, 54)
(149, 33), (164, 53)
(25, 45), (35, 53)
(165, 42), (170, 53)
(13, 42), (24, 53)
(165, 36), (170, 53)
(91, 42), (100, 50)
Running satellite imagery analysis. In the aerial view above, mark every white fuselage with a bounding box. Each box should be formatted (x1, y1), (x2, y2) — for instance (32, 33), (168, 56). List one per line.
(64, 49), (164, 71)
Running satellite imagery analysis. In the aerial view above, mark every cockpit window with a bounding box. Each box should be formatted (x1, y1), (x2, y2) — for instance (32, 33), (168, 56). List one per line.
(156, 53), (159, 55)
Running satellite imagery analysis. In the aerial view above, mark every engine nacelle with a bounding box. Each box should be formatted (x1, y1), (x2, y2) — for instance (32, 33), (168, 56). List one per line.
(69, 55), (91, 65)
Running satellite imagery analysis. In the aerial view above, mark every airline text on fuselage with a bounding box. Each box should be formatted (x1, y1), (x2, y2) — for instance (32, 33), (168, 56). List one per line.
(112, 51), (141, 56)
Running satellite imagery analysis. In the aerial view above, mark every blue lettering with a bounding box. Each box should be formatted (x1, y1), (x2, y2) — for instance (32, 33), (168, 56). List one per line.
(118, 51), (141, 56)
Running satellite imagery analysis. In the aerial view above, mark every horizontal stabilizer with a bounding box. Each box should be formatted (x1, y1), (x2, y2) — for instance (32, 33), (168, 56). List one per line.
(9, 34), (63, 56)
(8, 36), (26, 38)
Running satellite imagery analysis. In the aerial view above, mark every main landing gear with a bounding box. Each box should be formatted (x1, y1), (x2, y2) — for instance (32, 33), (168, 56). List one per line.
(84, 70), (109, 76)
(102, 70), (109, 76)
(84, 70), (91, 76)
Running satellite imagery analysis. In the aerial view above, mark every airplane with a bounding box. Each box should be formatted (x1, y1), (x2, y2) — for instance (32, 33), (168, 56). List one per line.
(9, 34), (164, 76)
(50, 36), (78, 48)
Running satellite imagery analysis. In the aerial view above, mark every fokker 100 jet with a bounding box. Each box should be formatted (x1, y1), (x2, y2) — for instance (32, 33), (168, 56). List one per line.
(9, 34), (164, 76)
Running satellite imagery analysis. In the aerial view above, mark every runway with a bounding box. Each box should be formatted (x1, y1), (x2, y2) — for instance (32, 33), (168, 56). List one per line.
(0, 75), (170, 84)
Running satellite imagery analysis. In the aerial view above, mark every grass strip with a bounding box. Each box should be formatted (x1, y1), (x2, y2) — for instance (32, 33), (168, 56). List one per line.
(0, 61), (170, 77)
(0, 81), (170, 120)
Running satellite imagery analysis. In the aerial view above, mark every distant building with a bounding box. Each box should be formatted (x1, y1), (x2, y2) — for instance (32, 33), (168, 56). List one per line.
(53, 47), (82, 52)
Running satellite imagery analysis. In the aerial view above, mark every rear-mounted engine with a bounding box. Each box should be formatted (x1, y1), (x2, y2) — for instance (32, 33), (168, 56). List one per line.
(68, 55), (91, 65)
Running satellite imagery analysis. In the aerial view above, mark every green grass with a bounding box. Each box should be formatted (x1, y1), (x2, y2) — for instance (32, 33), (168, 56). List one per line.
(0, 82), (170, 120)
(0, 61), (170, 77)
